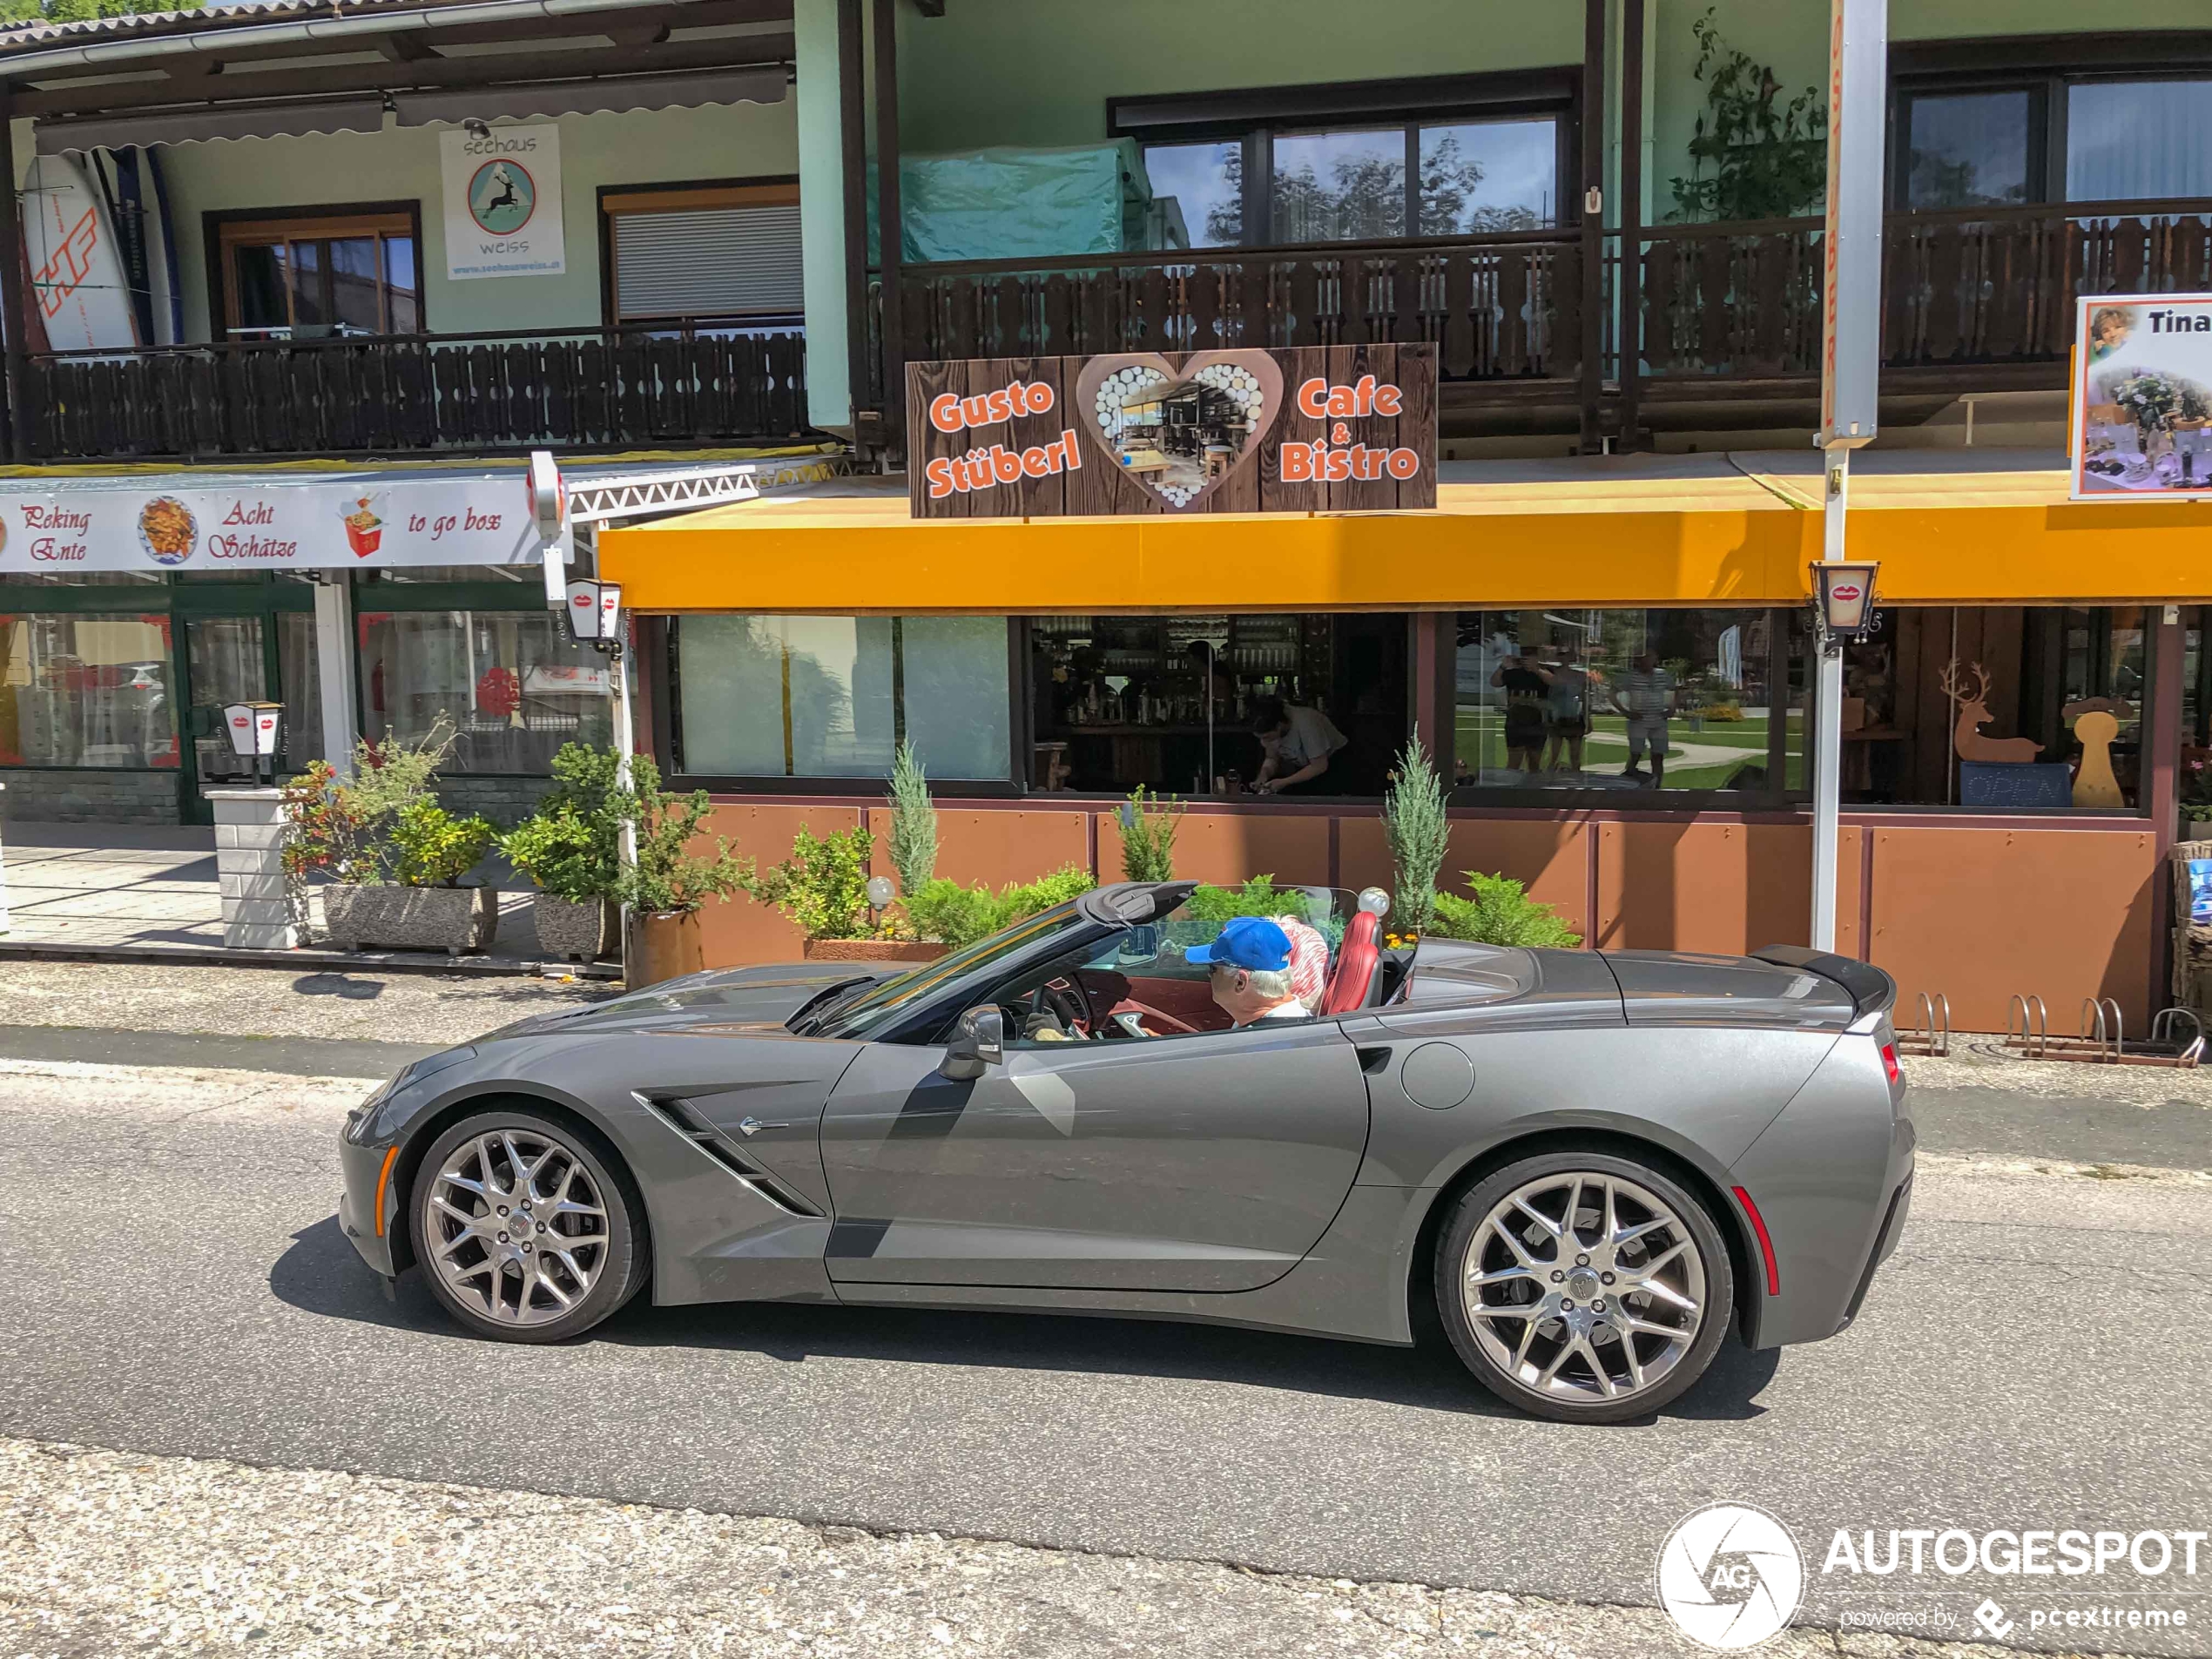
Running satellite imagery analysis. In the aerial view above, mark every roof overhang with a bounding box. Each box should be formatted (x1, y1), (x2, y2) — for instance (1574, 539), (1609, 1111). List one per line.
(597, 449), (2212, 613)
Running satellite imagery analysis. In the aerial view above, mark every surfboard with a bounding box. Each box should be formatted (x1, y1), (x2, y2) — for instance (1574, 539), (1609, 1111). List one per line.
(144, 145), (183, 345)
(95, 147), (156, 347)
(22, 152), (141, 353)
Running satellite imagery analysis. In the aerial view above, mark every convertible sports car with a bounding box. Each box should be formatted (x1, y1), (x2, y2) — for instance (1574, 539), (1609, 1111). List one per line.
(339, 880), (1914, 1423)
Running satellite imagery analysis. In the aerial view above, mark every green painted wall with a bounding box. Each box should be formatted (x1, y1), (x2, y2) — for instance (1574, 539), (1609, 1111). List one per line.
(156, 96), (799, 341)
(893, 0), (1587, 155)
(794, 0), (852, 430)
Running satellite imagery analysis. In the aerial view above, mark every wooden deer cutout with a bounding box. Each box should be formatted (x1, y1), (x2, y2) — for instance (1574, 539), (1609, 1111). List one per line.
(1940, 659), (2042, 763)
(2062, 698), (2127, 808)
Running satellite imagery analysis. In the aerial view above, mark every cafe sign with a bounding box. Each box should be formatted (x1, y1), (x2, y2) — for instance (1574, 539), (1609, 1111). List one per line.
(906, 344), (1437, 519)
(0, 473), (544, 572)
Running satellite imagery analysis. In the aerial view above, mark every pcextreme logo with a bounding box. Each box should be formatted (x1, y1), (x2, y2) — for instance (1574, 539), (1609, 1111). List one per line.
(1656, 1503), (1806, 1650)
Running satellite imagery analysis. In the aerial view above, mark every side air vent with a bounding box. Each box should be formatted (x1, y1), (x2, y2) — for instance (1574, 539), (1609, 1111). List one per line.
(641, 1095), (824, 1217)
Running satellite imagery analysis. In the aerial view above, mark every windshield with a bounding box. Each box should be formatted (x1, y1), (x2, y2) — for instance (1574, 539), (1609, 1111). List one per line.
(805, 904), (1098, 1042)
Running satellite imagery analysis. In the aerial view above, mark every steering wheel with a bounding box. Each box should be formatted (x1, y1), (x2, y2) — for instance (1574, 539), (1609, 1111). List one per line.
(1035, 977), (1092, 1038)
(1109, 998), (1198, 1036)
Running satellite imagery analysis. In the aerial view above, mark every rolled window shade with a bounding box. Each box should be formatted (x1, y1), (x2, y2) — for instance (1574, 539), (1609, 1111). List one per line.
(612, 201), (802, 320)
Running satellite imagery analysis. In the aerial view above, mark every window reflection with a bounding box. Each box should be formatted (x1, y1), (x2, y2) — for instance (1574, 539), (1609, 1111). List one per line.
(0, 612), (178, 768)
(1906, 90), (2032, 208)
(357, 610), (611, 774)
(1141, 140), (1243, 248)
(2067, 79), (2212, 203)
(1420, 119), (1558, 231)
(1271, 128), (1405, 241)
(1454, 609), (1806, 794)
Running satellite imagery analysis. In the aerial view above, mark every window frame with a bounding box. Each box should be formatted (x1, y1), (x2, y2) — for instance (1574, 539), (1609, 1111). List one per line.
(596, 175), (804, 330)
(1109, 70), (1579, 250)
(1889, 34), (2212, 211)
(203, 200), (425, 341)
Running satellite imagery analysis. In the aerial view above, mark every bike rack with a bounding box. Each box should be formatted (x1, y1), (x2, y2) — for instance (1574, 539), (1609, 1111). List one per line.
(2002, 993), (2202, 1068)
(1894, 991), (1951, 1057)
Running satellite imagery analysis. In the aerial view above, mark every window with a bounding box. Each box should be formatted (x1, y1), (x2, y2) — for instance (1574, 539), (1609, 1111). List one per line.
(1453, 609), (1809, 797)
(1121, 76), (1569, 250)
(604, 182), (803, 327)
(357, 610), (611, 774)
(672, 615), (1010, 780)
(1841, 606), (2143, 810)
(1030, 612), (1408, 797)
(217, 209), (421, 339)
(0, 612), (178, 768)
(1896, 65), (2212, 209)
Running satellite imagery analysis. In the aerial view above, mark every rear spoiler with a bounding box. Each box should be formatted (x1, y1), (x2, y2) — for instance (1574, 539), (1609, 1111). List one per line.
(1751, 945), (1897, 1019)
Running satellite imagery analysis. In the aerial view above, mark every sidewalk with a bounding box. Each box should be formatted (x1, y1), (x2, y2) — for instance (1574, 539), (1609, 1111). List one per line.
(0, 819), (577, 971)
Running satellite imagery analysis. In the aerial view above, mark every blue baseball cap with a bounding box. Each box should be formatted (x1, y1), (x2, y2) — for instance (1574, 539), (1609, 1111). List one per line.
(1185, 915), (1292, 973)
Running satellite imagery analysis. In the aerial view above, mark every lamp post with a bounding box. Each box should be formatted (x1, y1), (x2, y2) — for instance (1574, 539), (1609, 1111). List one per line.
(559, 575), (638, 877)
(866, 874), (895, 933)
(222, 700), (284, 785)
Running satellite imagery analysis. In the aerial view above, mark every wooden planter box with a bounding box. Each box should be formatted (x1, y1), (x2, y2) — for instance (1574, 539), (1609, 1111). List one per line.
(628, 909), (705, 988)
(533, 894), (617, 962)
(802, 939), (948, 963)
(325, 885), (499, 957)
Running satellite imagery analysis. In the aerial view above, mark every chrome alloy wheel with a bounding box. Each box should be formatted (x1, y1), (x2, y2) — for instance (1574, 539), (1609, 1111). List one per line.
(1462, 1171), (1705, 1405)
(423, 1129), (610, 1325)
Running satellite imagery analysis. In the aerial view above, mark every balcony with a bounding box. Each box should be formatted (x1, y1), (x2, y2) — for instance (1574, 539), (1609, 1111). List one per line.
(871, 198), (2212, 441)
(21, 322), (809, 462)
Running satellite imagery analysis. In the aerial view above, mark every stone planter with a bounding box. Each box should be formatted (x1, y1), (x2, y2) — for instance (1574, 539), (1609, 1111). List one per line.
(802, 938), (948, 963)
(533, 894), (617, 961)
(628, 908), (705, 988)
(325, 884), (499, 957)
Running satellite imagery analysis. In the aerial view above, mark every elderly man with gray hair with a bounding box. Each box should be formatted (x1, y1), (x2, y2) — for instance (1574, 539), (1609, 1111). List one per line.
(1184, 916), (1311, 1027)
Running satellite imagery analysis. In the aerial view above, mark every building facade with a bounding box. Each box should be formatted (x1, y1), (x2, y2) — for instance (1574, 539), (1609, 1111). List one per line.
(1, 0), (2209, 1029)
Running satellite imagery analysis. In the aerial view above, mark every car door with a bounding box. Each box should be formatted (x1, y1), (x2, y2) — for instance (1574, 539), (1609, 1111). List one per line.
(818, 1017), (1371, 1292)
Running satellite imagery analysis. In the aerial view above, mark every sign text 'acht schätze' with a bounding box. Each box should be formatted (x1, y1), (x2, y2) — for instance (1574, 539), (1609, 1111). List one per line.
(905, 345), (1437, 518)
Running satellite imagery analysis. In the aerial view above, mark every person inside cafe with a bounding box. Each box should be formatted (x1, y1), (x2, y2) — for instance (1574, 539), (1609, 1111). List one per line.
(1612, 650), (1677, 786)
(1185, 917), (1311, 1026)
(1251, 696), (1347, 795)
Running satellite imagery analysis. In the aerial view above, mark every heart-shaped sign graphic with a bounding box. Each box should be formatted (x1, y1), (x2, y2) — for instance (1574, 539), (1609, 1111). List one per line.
(1072, 351), (1283, 511)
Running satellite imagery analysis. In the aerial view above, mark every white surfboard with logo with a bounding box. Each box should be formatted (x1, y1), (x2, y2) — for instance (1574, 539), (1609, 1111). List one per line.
(21, 153), (139, 352)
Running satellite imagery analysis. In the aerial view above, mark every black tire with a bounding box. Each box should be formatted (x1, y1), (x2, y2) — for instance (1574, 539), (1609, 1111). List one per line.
(409, 1109), (650, 1345)
(1433, 1147), (1734, 1424)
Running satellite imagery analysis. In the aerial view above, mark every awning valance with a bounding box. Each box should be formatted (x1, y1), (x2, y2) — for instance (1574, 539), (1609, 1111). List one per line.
(598, 449), (2212, 613)
(36, 97), (386, 152)
(392, 65), (784, 126)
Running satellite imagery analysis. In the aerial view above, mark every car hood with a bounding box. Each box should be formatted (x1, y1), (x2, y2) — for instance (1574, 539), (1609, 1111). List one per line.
(477, 961), (880, 1043)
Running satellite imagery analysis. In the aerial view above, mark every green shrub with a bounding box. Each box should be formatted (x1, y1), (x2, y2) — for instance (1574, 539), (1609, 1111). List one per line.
(281, 718), (455, 886)
(388, 800), (498, 888)
(887, 738), (938, 896)
(617, 753), (752, 916)
(1172, 875), (1344, 948)
(745, 824), (874, 941)
(500, 742), (627, 903)
(905, 864), (1097, 950)
(1115, 786), (1183, 881)
(1383, 727), (1449, 933)
(1427, 871), (1581, 948)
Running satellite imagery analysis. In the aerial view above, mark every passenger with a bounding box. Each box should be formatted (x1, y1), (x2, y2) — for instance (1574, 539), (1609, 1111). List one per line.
(1278, 914), (1332, 1013)
(1185, 916), (1310, 1026)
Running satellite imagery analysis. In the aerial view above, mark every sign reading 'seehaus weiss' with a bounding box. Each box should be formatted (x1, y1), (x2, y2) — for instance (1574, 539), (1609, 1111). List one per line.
(905, 345), (1437, 518)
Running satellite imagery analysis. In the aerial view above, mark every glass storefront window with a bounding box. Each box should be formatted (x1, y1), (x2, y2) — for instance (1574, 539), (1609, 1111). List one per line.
(1838, 606), (2141, 809)
(1453, 609), (1807, 795)
(672, 615), (1010, 780)
(357, 610), (611, 774)
(0, 612), (178, 768)
(1030, 613), (1407, 797)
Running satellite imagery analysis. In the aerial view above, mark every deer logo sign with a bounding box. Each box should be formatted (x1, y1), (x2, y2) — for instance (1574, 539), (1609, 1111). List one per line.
(1941, 659), (2043, 763)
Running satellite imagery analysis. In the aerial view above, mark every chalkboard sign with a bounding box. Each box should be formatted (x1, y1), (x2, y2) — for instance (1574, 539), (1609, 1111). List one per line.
(1959, 761), (2074, 808)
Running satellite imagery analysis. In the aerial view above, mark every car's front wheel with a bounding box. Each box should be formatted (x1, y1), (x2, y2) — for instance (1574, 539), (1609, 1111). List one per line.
(1435, 1150), (1734, 1423)
(411, 1109), (648, 1344)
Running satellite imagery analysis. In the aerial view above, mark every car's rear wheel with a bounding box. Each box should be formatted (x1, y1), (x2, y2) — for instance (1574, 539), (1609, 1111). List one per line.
(410, 1110), (648, 1344)
(1435, 1150), (1734, 1423)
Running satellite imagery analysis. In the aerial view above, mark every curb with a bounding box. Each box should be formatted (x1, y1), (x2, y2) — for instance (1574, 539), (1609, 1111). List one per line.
(0, 938), (624, 981)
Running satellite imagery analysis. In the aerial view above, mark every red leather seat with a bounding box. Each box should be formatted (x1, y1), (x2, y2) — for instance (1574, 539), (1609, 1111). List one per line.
(1321, 912), (1382, 1015)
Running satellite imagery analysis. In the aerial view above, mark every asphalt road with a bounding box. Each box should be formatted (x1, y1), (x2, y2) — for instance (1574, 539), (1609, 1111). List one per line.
(3, 1061), (2208, 1654)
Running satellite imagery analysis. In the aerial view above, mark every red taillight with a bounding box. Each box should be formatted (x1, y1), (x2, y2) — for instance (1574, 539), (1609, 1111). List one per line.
(1732, 1185), (1780, 1296)
(1881, 1042), (1902, 1088)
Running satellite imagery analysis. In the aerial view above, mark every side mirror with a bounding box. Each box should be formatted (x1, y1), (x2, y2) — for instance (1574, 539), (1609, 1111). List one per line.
(940, 1004), (1005, 1081)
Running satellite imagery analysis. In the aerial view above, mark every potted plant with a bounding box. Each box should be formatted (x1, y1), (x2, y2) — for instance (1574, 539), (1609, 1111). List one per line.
(1114, 786), (1183, 880)
(617, 755), (751, 988)
(327, 799), (501, 956)
(289, 719), (464, 949)
(499, 743), (624, 961)
(1382, 727), (1449, 935)
(1427, 870), (1581, 948)
(887, 738), (938, 898)
(746, 823), (945, 963)
(905, 866), (1096, 951)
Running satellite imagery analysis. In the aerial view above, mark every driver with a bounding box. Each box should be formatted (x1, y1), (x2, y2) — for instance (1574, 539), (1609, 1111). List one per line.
(1184, 916), (1310, 1027)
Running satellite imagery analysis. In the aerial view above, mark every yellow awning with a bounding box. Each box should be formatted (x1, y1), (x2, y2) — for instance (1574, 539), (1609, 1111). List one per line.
(600, 448), (2212, 612)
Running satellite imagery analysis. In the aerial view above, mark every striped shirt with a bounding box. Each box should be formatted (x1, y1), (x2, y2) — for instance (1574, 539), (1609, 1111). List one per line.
(1619, 668), (1676, 717)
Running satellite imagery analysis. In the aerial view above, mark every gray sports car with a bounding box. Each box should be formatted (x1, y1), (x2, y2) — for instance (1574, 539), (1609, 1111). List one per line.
(338, 880), (1914, 1423)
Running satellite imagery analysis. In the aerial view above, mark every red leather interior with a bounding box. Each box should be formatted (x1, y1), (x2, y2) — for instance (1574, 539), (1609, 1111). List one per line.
(1321, 913), (1381, 1015)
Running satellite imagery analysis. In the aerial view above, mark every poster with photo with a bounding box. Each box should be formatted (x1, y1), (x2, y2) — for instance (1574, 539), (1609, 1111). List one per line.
(2071, 292), (2212, 499)
(439, 124), (564, 281)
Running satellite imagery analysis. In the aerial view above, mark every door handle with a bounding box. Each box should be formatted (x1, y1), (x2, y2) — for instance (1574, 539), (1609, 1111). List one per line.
(737, 1116), (789, 1136)
(1355, 1046), (1392, 1075)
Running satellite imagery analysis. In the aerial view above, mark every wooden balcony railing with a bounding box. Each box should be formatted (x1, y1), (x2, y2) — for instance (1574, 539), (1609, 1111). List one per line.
(867, 228), (1585, 408)
(872, 198), (2212, 422)
(21, 323), (809, 461)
